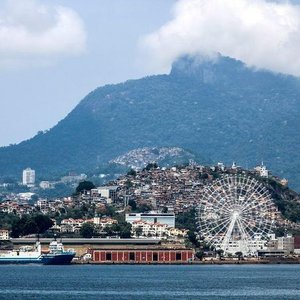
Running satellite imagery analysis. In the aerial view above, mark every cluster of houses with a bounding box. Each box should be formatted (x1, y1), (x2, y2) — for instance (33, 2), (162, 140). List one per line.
(0, 162), (290, 219)
(57, 217), (118, 234)
(125, 213), (187, 240)
(0, 196), (74, 216)
(0, 185), (119, 217)
(130, 220), (187, 239)
(54, 212), (187, 241)
(105, 163), (290, 219)
(0, 163), (299, 252)
(0, 208), (187, 241)
(111, 165), (212, 213)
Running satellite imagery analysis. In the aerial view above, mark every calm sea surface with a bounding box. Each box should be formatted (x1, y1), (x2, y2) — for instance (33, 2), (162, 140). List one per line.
(0, 264), (299, 300)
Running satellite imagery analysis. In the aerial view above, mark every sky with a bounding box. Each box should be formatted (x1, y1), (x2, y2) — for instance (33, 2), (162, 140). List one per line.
(1, 0), (300, 147)
(0, 0), (175, 146)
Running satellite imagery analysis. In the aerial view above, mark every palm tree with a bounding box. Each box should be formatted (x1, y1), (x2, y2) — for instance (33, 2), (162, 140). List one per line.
(216, 249), (224, 259)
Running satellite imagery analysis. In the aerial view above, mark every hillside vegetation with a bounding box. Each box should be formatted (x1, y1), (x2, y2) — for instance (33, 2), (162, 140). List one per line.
(1, 55), (300, 190)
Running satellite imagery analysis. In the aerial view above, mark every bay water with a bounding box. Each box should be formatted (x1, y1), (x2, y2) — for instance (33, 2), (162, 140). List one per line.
(0, 264), (299, 299)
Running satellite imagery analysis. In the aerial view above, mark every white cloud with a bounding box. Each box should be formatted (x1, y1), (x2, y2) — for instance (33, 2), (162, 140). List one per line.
(141, 0), (300, 76)
(0, 0), (86, 67)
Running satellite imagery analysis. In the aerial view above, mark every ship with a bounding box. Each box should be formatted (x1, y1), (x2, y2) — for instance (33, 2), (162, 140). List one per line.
(0, 242), (42, 264)
(41, 239), (76, 265)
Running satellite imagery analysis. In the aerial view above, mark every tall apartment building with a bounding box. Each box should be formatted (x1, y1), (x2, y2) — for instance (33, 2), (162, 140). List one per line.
(22, 168), (35, 186)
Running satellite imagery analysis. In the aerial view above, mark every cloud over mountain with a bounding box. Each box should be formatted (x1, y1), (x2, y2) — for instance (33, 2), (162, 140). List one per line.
(141, 0), (300, 76)
(0, 0), (86, 67)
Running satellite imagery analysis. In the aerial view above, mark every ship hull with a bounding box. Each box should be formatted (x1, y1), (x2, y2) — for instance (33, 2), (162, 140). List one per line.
(0, 257), (42, 264)
(41, 253), (75, 265)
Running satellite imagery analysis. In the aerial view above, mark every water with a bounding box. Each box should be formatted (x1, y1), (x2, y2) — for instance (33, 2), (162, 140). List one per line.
(0, 264), (300, 300)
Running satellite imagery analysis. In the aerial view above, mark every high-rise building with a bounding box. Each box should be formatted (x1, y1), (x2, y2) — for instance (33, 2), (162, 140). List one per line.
(22, 168), (35, 186)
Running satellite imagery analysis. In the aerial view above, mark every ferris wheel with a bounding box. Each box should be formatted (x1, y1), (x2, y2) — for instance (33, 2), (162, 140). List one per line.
(197, 174), (278, 255)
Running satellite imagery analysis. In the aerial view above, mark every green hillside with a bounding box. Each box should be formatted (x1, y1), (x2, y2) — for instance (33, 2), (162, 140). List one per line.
(1, 55), (300, 189)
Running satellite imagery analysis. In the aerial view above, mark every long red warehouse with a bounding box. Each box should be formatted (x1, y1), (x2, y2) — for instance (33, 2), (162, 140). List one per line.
(91, 249), (194, 263)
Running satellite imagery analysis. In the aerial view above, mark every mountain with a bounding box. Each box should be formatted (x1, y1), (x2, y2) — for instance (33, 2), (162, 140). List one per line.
(1, 54), (300, 190)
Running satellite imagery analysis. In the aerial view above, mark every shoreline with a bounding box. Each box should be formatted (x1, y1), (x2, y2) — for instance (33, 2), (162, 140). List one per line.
(73, 259), (300, 265)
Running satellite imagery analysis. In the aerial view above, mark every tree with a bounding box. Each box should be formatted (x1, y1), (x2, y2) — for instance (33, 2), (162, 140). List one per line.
(235, 251), (243, 260)
(29, 194), (39, 205)
(66, 208), (84, 219)
(274, 226), (285, 237)
(128, 199), (137, 211)
(135, 227), (143, 237)
(33, 215), (53, 234)
(104, 225), (114, 237)
(11, 218), (23, 238)
(195, 251), (204, 261)
(23, 219), (38, 235)
(176, 209), (197, 232)
(110, 223), (121, 233)
(216, 249), (224, 259)
(80, 222), (95, 238)
(0, 212), (19, 231)
(137, 203), (152, 213)
(81, 203), (89, 213)
(104, 221), (131, 238)
(144, 163), (158, 171)
(162, 206), (168, 213)
(125, 180), (133, 188)
(75, 181), (95, 195)
(127, 169), (137, 177)
(120, 223), (132, 238)
(10, 214), (53, 237)
(187, 230), (200, 247)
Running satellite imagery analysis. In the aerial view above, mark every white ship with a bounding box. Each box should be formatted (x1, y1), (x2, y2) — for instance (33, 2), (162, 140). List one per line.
(0, 242), (42, 264)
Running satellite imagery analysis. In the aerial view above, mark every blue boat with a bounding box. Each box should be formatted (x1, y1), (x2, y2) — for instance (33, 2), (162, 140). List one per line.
(41, 239), (76, 265)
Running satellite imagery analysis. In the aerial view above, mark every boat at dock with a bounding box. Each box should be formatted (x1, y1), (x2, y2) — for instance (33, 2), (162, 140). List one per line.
(0, 242), (42, 264)
(0, 238), (75, 265)
(41, 239), (76, 265)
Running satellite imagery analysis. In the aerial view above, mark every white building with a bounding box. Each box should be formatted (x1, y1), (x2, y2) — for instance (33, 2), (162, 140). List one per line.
(18, 192), (35, 201)
(36, 199), (49, 210)
(22, 168), (35, 186)
(126, 213), (175, 228)
(91, 186), (119, 203)
(0, 229), (9, 240)
(39, 181), (52, 189)
(277, 235), (294, 253)
(60, 218), (87, 233)
(93, 217), (118, 227)
(217, 162), (225, 171)
(254, 162), (269, 178)
(131, 220), (187, 239)
(131, 220), (168, 238)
